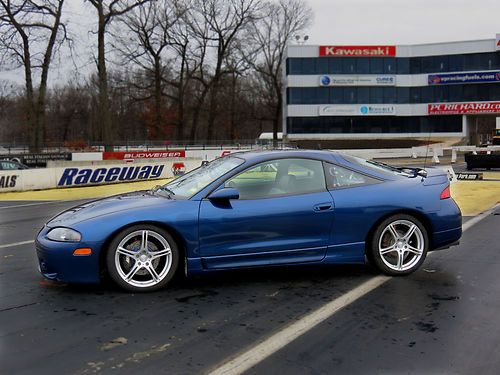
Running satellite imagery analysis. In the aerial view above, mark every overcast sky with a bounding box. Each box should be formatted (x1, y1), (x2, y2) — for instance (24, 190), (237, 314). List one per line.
(305, 0), (499, 45)
(2, 0), (499, 86)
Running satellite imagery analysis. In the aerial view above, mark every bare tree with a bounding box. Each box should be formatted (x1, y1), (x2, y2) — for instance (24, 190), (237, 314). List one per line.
(0, 0), (68, 151)
(85, 0), (149, 150)
(115, 0), (191, 141)
(190, 0), (262, 140)
(246, 0), (312, 145)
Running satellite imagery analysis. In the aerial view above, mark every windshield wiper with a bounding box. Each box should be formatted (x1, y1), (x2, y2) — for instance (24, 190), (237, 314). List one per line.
(150, 185), (175, 198)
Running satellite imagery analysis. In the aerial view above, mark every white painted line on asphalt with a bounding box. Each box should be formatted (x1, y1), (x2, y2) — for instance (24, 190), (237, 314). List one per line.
(0, 201), (61, 210)
(208, 203), (500, 375)
(207, 276), (389, 375)
(462, 203), (500, 232)
(0, 240), (35, 249)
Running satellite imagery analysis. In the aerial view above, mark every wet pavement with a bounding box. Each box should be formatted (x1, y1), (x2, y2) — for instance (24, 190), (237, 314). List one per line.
(1, 201), (499, 374)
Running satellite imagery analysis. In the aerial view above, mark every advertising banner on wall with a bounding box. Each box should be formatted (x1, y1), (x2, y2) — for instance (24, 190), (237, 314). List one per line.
(0, 160), (201, 192)
(496, 34), (500, 51)
(0, 153), (71, 167)
(319, 45), (396, 57)
(319, 75), (396, 86)
(428, 72), (500, 85)
(428, 102), (500, 115)
(103, 150), (186, 160)
(319, 105), (396, 116)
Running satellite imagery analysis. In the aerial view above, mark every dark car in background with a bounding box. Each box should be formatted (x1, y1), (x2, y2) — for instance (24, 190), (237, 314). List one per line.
(0, 160), (29, 170)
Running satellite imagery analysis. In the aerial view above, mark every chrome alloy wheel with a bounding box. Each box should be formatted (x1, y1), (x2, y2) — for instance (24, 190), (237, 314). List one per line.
(378, 220), (425, 272)
(114, 230), (172, 288)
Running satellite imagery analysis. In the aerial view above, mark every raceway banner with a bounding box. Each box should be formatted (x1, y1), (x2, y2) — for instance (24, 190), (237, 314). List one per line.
(319, 45), (396, 57)
(103, 150), (186, 160)
(428, 71), (500, 85)
(57, 164), (166, 186)
(0, 160), (200, 192)
(428, 102), (500, 115)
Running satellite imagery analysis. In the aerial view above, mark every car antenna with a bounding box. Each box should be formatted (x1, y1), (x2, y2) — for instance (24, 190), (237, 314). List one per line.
(422, 130), (432, 180)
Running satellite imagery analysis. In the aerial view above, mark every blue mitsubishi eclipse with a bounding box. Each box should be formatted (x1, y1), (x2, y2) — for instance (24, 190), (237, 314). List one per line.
(36, 150), (462, 292)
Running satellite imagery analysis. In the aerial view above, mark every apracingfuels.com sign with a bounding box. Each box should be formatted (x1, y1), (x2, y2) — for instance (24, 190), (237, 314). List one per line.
(319, 45), (396, 57)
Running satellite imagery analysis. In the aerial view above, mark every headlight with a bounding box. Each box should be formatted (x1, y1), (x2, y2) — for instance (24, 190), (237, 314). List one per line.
(46, 227), (82, 242)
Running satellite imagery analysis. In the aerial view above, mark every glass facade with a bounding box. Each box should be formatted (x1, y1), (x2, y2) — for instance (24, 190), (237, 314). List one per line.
(284, 47), (500, 135)
(287, 83), (500, 105)
(287, 116), (463, 134)
(287, 52), (500, 75)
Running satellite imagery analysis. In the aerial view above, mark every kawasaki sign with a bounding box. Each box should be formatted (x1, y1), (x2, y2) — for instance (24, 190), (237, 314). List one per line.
(319, 45), (396, 57)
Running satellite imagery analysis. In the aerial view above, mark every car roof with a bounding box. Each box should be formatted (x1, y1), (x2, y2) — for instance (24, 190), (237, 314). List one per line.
(227, 149), (399, 181)
(229, 149), (339, 163)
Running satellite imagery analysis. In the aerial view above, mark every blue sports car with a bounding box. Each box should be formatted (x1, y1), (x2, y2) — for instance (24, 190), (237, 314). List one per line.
(36, 150), (462, 292)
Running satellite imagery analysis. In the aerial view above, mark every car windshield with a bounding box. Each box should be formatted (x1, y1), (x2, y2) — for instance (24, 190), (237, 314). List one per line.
(161, 156), (244, 198)
(341, 155), (412, 177)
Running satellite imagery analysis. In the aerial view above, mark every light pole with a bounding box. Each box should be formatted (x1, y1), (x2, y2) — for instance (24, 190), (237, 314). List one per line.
(295, 35), (309, 45)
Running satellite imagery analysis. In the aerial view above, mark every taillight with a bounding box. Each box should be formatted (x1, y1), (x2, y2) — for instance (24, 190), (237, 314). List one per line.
(440, 185), (451, 200)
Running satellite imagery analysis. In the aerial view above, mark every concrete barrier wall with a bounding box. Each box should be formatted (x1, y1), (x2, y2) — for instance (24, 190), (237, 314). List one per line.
(71, 149), (243, 162)
(0, 160), (200, 193)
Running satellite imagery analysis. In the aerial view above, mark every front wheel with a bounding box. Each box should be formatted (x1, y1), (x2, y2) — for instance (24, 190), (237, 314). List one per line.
(106, 225), (179, 292)
(370, 214), (428, 276)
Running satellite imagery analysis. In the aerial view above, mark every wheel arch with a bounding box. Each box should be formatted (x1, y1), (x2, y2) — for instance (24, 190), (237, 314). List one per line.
(98, 220), (187, 281)
(364, 209), (434, 257)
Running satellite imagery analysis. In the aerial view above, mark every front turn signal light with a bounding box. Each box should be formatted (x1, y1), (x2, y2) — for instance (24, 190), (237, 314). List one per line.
(73, 248), (93, 256)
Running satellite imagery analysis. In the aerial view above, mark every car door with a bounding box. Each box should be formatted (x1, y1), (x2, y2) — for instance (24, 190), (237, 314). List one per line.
(198, 158), (335, 269)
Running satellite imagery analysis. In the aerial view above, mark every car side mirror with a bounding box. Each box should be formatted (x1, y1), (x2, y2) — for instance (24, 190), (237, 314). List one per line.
(208, 187), (240, 201)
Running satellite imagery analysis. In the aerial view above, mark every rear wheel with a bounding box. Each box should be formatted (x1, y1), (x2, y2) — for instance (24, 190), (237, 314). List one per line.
(106, 225), (179, 292)
(370, 214), (428, 276)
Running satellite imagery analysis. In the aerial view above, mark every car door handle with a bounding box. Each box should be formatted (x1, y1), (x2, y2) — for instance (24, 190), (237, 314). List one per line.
(313, 203), (333, 212)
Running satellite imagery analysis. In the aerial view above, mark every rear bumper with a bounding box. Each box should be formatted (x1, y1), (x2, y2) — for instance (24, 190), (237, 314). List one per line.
(431, 226), (462, 251)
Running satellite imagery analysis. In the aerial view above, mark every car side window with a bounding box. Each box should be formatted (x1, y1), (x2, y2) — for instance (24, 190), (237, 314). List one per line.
(324, 163), (379, 189)
(225, 158), (326, 200)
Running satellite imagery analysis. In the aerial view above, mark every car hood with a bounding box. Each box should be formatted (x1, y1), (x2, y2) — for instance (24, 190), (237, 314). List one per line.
(47, 191), (173, 227)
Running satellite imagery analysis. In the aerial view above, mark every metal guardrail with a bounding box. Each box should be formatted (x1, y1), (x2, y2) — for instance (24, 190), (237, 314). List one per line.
(0, 140), (290, 155)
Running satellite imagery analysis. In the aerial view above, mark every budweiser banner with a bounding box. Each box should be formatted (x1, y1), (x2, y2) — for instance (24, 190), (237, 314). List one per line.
(103, 150), (186, 160)
(319, 45), (396, 57)
(428, 102), (500, 115)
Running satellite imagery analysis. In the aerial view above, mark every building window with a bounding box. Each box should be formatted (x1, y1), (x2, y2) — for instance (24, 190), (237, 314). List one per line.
(397, 87), (410, 104)
(287, 116), (463, 134)
(287, 52), (500, 76)
(397, 58), (410, 74)
(302, 58), (316, 74)
(357, 87), (370, 103)
(370, 58), (384, 74)
(343, 87), (357, 104)
(384, 57), (396, 74)
(369, 87), (384, 104)
(328, 57), (343, 74)
(342, 58), (356, 74)
(356, 58), (370, 74)
(383, 87), (397, 104)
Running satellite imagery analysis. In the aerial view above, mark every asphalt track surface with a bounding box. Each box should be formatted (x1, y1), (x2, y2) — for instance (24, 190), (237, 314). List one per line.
(1, 200), (500, 374)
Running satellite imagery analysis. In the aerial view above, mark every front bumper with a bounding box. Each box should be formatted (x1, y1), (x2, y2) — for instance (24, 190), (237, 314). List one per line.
(35, 226), (101, 284)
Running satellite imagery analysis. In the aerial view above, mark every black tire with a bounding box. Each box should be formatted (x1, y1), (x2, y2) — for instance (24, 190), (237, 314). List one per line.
(370, 214), (428, 276)
(106, 224), (179, 292)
